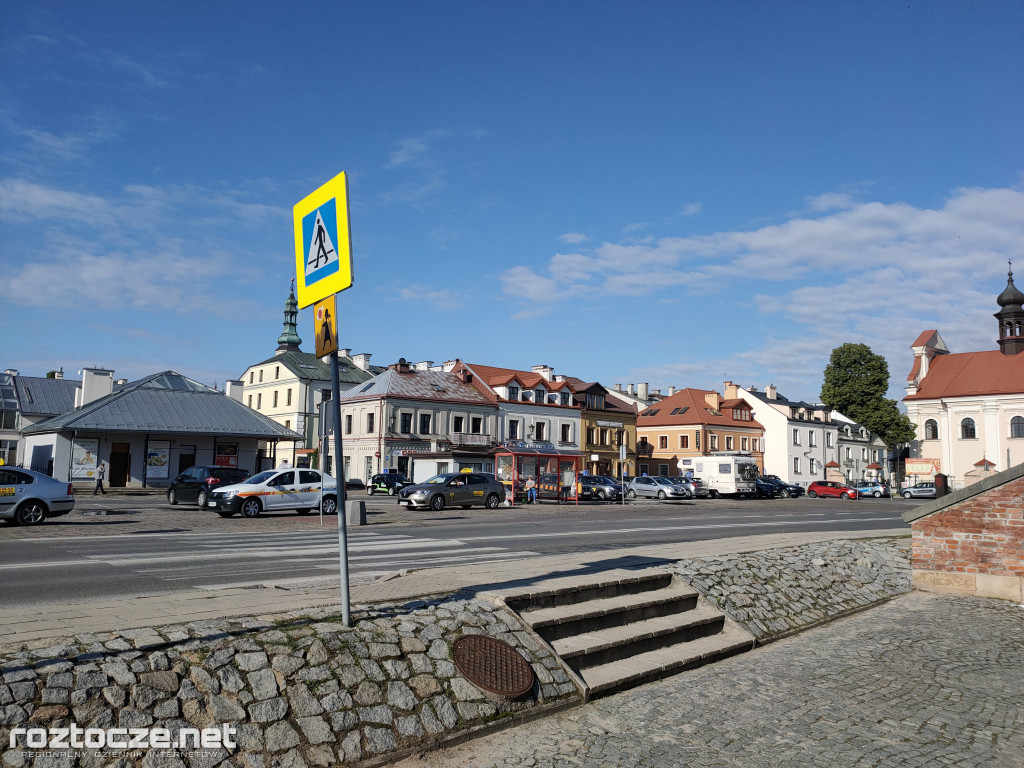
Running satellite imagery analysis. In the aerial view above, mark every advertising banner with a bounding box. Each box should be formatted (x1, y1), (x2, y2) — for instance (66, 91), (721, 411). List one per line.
(215, 444), (238, 468)
(905, 458), (941, 476)
(147, 441), (171, 480)
(71, 438), (99, 480)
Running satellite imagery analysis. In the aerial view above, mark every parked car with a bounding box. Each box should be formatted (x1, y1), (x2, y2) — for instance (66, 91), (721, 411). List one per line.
(0, 467), (75, 526)
(167, 465), (251, 507)
(626, 475), (690, 500)
(536, 473), (581, 501)
(209, 468), (337, 518)
(761, 475), (805, 498)
(754, 477), (782, 498)
(580, 475), (622, 501)
(806, 481), (859, 500)
(397, 472), (506, 511)
(366, 473), (412, 496)
(854, 480), (890, 498)
(676, 476), (710, 499)
(902, 482), (937, 499)
(344, 477), (365, 490)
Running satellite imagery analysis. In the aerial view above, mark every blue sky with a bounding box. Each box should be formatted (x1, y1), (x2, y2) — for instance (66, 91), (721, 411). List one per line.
(2, 1), (1022, 405)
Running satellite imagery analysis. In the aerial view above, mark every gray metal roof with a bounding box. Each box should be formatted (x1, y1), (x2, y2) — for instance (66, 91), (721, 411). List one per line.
(15, 376), (79, 416)
(23, 371), (301, 439)
(246, 349), (386, 385)
(339, 368), (494, 405)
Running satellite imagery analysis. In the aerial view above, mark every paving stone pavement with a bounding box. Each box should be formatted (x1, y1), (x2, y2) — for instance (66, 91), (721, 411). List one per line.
(397, 592), (1024, 768)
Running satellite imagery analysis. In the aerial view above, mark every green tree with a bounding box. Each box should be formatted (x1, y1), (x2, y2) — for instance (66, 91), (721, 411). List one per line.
(820, 343), (916, 447)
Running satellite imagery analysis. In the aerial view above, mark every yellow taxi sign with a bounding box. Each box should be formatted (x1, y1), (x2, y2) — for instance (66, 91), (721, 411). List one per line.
(293, 172), (353, 309)
(314, 295), (338, 357)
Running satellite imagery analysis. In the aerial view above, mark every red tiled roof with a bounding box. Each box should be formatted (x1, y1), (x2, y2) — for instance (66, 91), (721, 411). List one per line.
(638, 389), (763, 429)
(465, 363), (572, 392)
(912, 329), (940, 347)
(903, 350), (1024, 400)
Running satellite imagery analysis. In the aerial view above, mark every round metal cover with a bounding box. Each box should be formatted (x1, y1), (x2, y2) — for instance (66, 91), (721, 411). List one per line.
(452, 634), (535, 698)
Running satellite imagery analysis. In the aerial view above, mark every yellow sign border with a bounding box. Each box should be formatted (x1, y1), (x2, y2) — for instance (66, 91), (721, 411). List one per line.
(293, 171), (353, 309)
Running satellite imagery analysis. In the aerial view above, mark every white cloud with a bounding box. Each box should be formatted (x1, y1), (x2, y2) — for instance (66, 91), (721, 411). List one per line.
(559, 232), (589, 244)
(679, 202), (702, 217)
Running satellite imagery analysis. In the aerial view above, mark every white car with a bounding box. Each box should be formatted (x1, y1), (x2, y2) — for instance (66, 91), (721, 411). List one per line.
(208, 468), (337, 518)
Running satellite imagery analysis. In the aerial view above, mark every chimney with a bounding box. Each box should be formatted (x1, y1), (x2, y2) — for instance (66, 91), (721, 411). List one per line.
(638, 383), (649, 401)
(614, 384), (623, 392)
(667, 386), (676, 396)
(723, 381), (740, 399)
(55, 368), (64, 380)
(225, 380), (244, 402)
(651, 389), (661, 398)
(455, 367), (472, 384)
(75, 367), (114, 407)
(352, 353), (371, 371)
(390, 358), (412, 374)
(705, 391), (722, 409)
(749, 385), (758, 392)
(765, 384), (777, 400)
(532, 365), (554, 381)
(627, 384), (635, 395)
(413, 360), (434, 371)
(4, 369), (17, 376)
(339, 348), (351, 358)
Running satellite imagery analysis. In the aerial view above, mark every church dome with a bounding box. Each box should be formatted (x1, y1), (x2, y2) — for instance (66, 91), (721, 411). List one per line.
(997, 263), (1024, 308)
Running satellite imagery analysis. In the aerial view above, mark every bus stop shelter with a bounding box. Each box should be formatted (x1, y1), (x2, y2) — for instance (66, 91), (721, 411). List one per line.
(492, 444), (581, 506)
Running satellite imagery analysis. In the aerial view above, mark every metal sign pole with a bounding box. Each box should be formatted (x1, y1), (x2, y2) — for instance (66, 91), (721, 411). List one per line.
(330, 348), (351, 626)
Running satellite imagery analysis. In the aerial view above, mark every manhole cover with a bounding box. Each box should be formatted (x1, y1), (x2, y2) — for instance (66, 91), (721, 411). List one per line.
(452, 634), (535, 698)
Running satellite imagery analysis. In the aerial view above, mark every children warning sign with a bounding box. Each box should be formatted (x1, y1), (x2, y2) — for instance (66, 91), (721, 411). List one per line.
(293, 172), (353, 308)
(314, 295), (338, 358)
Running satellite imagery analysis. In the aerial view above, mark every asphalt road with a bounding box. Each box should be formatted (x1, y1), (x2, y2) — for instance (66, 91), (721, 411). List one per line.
(0, 491), (916, 608)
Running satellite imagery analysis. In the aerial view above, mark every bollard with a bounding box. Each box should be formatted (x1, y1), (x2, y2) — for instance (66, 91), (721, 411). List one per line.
(345, 499), (366, 526)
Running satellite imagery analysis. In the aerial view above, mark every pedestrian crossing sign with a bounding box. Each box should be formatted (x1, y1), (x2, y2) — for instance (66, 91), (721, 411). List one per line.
(293, 171), (353, 308)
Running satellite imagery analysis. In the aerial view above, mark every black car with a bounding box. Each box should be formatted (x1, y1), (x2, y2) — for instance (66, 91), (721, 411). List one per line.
(367, 473), (412, 496)
(760, 475), (804, 498)
(580, 475), (622, 501)
(168, 465), (251, 507)
(754, 477), (781, 498)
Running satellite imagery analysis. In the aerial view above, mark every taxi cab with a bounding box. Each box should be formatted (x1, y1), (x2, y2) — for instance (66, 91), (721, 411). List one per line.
(209, 468), (337, 518)
(0, 467), (75, 526)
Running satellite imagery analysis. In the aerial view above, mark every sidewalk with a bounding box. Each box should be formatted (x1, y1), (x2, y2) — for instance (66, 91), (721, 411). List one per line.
(0, 528), (902, 648)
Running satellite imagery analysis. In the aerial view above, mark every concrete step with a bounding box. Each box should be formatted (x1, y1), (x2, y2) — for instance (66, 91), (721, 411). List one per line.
(502, 569), (676, 613)
(550, 604), (725, 668)
(582, 625), (755, 696)
(520, 582), (700, 642)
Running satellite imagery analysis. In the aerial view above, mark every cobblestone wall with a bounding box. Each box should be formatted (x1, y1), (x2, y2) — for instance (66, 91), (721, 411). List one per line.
(671, 538), (912, 642)
(1, 597), (580, 768)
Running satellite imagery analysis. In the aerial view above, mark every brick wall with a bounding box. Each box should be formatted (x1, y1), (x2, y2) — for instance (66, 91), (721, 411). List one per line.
(908, 473), (1024, 602)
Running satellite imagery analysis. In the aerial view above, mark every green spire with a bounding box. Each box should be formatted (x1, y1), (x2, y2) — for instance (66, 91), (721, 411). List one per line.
(276, 279), (303, 351)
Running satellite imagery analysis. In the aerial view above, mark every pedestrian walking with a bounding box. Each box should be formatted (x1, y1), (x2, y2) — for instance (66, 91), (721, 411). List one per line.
(94, 462), (107, 495)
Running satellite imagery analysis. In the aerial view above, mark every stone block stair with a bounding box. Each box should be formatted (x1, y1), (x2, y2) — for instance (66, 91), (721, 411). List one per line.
(499, 569), (755, 697)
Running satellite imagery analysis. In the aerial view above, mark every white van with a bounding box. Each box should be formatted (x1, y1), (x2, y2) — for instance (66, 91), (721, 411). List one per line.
(678, 454), (759, 498)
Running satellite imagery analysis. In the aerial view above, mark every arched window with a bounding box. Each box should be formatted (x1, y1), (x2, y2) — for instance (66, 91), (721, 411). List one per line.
(1011, 416), (1024, 439)
(960, 418), (977, 439)
(924, 419), (938, 440)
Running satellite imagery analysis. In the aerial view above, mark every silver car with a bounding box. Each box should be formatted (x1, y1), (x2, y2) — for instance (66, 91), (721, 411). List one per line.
(901, 482), (937, 499)
(676, 476), (710, 499)
(0, 467), (76, 526)
(398, 472), (506, 511)
(626, 475), (691, 500)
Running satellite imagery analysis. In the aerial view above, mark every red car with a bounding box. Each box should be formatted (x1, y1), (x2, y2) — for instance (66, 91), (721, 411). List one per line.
(807, 481), (859, 499)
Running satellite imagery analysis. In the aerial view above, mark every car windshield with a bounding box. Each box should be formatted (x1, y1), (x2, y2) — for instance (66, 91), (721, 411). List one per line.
(244, 471), (277, 485)
(423, 475), (452, 485)
(652, 476), (677, 485)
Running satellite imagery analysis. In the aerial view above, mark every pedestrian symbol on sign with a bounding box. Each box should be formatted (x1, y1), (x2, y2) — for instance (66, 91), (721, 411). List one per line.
(302, 201), (340, 286)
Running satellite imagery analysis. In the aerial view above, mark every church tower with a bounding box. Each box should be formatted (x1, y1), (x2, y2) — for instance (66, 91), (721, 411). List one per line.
(276, 280), (303, 354)
(994, 261), (1024, 356)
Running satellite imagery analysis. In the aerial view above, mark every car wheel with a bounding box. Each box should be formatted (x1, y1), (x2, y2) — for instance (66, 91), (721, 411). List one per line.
(167, 489), (178, 506)
(241, 498), (262, 518)
(217, 511), (235, 518)
(873, 491), (881, 498)
(367, 487), (374, 495)
(196, 489), (209, 508)
(710, 489), (720, 499)
(15, 502), (46, 526)
(321, 495), (337, 515)
(902, 491), (912, 499)
(808, 490), (818, 498)
(657, 490), (667, 500)
(485, 493), (500, 509)
(430, 494), (445, 511)
(596, 490), (606, 500)
(388, 486), (395, 496)
(626, 489), (636, 500)
(841, 492), (851, 499)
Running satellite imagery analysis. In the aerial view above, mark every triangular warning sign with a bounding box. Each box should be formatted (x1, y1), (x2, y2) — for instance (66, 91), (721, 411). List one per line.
(305, 208), (338, 277)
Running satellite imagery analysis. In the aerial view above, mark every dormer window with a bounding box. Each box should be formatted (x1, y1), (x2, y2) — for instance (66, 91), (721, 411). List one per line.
(535, 388), (545, 402)
(508, 385), (519, 401)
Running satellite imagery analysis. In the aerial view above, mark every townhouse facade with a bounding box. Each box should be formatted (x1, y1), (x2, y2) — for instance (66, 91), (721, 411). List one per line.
(832, 413), (888, 483)
(729, 381), (839, 487)
(636, 387), (765, 477)
(335, 360), (500, 483)
(903, 267), (1024, 488)
(562, 376), (638, 478)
